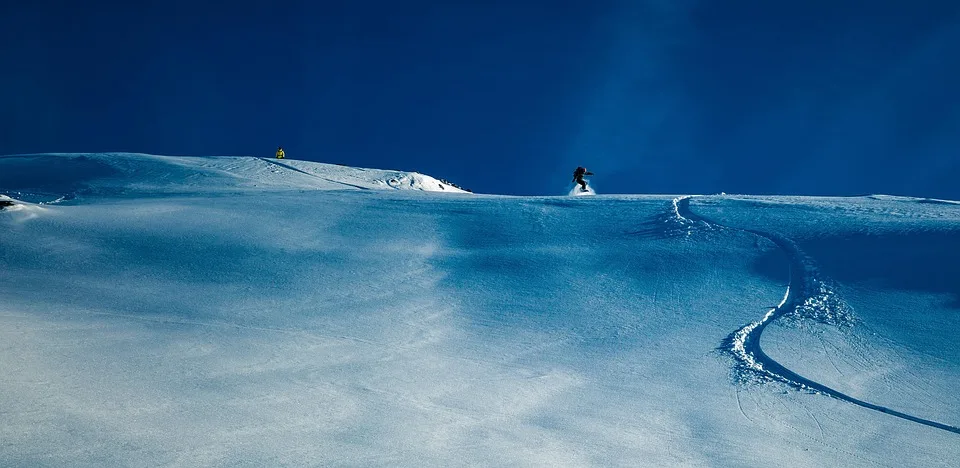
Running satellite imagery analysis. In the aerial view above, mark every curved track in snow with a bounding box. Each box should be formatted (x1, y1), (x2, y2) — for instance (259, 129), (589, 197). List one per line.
(258, 158), (371, 190)
(673, 196), (960, 435)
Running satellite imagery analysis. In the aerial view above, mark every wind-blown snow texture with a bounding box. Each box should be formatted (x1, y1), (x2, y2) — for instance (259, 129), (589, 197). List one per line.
(1, 153), (958, 466)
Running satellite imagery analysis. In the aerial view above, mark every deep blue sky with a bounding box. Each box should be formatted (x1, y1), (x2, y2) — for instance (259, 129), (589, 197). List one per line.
(2, 1), (959, 197)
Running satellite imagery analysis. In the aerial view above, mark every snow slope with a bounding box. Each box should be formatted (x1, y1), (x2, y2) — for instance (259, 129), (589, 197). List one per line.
(1, 154), (958, 466)
(0, 153), (466, 203)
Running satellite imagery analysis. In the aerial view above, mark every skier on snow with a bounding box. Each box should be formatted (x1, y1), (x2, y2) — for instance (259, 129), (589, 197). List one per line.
(276, 146), (285, 159)
(573, 166), (593, 191)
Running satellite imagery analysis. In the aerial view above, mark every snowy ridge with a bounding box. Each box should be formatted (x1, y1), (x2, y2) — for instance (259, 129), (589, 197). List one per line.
(0, 153), (469, 202)
(260, 157), (468, 193)
(675, 196), (960, 435)
(868, 194), (960, 205)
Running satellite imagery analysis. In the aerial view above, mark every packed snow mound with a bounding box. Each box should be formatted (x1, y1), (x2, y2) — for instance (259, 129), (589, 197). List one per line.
(0, 153), (468, 202)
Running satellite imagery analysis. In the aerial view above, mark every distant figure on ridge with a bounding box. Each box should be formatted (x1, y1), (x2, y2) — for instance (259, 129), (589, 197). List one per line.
(276, 146), (285, 159)
(572, 166), (594, 192)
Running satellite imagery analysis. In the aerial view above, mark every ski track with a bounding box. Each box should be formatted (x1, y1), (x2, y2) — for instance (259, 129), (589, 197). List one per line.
(817, 334), (846, 377)
(258, 158), (372, 190)
(671, 196), (960, 436)
(735, 388), (753, 423)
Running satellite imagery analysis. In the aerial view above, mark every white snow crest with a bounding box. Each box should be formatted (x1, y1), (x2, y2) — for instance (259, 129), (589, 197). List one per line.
(568, 184), (595, 196)
(772, 235), (857, 329)
(671, 196), (688, 224)
(381, 172), (468, 193)
(730, 287), (788, 380)
(666, 195), (719, 237)
(0, 195), (46, 221)
(784, 278), (856, 328)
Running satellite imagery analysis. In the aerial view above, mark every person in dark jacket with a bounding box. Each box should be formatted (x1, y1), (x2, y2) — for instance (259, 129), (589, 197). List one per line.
(573, 166), (594, 191)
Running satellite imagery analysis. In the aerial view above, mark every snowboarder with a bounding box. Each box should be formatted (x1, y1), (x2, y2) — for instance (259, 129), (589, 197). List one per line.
(573, 166), (593, 191)
(276, 146), (285, 159)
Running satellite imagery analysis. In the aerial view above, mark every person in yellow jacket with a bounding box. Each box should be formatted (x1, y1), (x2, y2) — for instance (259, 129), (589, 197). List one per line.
(276, 146), (285, 159)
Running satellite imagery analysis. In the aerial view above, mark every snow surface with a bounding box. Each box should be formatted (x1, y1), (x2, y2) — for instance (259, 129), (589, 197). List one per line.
(1, 154), (959, 466)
